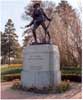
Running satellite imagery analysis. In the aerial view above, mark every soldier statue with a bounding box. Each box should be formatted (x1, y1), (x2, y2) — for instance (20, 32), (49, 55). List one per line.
(25, 3), (51, 44)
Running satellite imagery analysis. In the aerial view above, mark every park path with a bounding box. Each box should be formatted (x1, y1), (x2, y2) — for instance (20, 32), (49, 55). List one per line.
(1, 82), (82, 99)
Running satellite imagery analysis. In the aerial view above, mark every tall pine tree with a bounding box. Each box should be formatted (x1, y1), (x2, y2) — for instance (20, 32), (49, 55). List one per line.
(1, 19), (20, 64)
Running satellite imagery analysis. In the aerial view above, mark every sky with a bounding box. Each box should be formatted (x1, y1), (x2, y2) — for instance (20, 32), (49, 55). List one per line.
(0, 0), (81, 46)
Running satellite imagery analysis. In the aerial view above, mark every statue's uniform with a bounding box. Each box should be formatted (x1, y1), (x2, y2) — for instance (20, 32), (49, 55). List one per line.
(32, 8), (50, 32)
(26, 7), (51, 43)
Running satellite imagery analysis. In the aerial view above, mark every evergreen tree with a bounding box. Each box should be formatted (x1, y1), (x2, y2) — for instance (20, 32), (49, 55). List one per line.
(1, 31), (8, 64)
(1, 19), (20, 64)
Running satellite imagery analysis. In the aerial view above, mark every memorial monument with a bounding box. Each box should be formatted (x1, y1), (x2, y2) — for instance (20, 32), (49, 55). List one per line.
(21, 2), (61, 89)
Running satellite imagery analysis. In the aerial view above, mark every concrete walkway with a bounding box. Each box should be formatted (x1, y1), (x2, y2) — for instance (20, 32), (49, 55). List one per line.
(1, 82), (82, 99)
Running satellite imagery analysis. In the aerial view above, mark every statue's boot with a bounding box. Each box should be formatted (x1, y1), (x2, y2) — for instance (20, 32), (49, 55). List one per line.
(45, 31), (51, 44)
(32, 41), (38, 45)
(42, 38), (46, 43)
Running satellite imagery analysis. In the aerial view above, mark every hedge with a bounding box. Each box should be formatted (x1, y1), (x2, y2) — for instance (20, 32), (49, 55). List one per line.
(1, 66), (81, 82)
(1, 74), (21, 81)
(1, 68), (22, 75)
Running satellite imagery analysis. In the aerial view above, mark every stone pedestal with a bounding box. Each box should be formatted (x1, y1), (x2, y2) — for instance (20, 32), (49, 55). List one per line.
(21, 44), (61, 88)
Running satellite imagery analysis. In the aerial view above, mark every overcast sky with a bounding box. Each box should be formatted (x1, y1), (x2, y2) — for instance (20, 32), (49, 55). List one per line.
(0, 0), (81, 46)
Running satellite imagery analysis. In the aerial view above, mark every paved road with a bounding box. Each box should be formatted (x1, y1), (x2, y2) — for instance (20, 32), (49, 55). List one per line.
(71, 92), (82, 99)
(1, 82), (82, 99)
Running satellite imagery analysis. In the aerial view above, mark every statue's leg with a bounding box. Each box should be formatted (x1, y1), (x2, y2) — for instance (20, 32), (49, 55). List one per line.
(32, 29), (37, 43)
(32, 24), (39, 43)
(41, 22), (51, 42)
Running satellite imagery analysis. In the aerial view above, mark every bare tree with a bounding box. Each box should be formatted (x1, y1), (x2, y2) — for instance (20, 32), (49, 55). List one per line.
(22, 0), (82, 67)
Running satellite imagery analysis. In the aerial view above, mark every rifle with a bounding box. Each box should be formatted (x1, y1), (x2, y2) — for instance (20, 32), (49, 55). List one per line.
(46, 9), (55, 30)
(46, 17), (53, 30)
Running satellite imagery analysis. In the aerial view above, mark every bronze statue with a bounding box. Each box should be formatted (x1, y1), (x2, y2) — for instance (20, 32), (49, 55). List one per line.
(25, 3), (51, 44)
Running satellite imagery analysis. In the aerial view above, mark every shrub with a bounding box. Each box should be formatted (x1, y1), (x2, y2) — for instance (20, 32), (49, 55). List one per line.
(2, 74), (21, 81)
(11, 80), (70, 94)
(55, 80), (70, 93)
(12, 79), (21, 89)
(1, 68), (22, 75)
(61, 67), (81, 76)
(61, 67), (81, 82)
(1, 66), (22, 82)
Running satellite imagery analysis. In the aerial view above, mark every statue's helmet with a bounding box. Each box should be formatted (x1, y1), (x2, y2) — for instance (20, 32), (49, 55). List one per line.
(33, 2), (40, 8)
